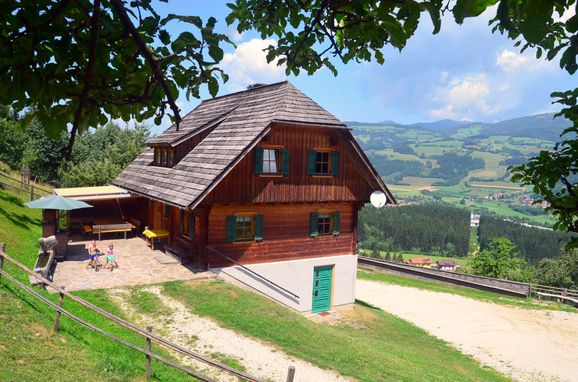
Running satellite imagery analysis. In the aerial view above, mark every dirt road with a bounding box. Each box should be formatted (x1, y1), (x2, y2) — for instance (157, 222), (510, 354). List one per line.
(356, 279), (578, 382)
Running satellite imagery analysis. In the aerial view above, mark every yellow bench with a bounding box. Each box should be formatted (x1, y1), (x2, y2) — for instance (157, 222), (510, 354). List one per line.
(143, 229), (170, 250)
(93, 223), (134, 240)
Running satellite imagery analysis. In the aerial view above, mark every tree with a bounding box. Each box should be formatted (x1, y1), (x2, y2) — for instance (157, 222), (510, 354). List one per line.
(1, 0), (230, 159)
(534, 250), (578, 288)
(22, 119), (69, 182)
(470, 238), (533, 282)
(0, 108), (27, 169)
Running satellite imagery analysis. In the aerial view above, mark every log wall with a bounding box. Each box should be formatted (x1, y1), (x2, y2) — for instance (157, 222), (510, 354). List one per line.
(205, 202), (359, 267)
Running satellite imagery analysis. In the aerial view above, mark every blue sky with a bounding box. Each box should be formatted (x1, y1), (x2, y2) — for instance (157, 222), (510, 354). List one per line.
(152, 1), (576, 133)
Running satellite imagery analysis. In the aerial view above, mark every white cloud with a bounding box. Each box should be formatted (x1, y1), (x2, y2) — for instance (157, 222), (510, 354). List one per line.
(220, 38), (287, 91)
(226, 27), (244, 43)
(430, 74), (500, 119)
(496, 49), (553, 72)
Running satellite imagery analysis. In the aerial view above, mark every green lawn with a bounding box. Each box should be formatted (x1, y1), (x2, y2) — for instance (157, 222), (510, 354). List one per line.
(162, 279), (509, 382)
(0, 188), (195, 382)
(358, 270), (576, 312)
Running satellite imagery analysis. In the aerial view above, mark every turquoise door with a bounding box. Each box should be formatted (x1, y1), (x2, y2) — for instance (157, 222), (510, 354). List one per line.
(312, 265), (333, 313)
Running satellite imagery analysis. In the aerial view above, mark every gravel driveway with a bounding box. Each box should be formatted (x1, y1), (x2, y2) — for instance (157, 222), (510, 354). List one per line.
(356, 279), (578, 382)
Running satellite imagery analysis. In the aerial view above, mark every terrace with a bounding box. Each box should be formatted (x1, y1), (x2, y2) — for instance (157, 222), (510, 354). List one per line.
(50, 235), (213, 292)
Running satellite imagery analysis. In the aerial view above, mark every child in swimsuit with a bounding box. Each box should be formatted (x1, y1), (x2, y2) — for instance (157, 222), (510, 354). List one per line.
(87, 240), (100, 269)
(103, 244), (119, 271)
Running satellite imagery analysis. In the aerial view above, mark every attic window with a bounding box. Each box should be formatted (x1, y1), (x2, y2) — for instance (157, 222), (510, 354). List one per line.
(154, 147), (175, 167)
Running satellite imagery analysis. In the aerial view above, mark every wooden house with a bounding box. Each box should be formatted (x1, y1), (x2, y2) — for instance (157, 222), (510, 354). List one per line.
(113, 82), (395, 313)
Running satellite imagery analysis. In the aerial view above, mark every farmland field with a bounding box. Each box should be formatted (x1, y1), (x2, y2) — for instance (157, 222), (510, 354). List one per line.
(350, 114), (563, 227)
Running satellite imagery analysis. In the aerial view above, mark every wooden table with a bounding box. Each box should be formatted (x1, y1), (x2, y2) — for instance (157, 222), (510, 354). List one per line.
(143, 229), (170, 250)
(93, 223), (134, 240)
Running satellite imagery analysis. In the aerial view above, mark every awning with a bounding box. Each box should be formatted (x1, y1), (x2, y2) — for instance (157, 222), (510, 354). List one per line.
(53, 185), (131, 201)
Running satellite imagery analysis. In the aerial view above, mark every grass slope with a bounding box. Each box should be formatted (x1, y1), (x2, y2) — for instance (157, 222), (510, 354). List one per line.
(162, 280), (509, 382)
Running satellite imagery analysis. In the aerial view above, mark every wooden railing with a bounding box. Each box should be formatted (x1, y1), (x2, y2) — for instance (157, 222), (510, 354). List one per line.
(0, 243), (297, 382)
(0, 171), (52, 200)
(530, 284), (578, 306)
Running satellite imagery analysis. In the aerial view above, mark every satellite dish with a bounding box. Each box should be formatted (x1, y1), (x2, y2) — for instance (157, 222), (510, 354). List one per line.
(370, 191), (387, 208)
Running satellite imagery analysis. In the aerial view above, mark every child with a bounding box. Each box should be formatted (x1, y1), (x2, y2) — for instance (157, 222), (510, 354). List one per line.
(87, 240), (100, 270)
(103, 244), (119, 271)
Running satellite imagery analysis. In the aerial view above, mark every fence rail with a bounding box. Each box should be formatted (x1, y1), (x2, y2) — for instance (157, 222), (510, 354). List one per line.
(0, 243), (295, 382)
(0, 171), (52, 200)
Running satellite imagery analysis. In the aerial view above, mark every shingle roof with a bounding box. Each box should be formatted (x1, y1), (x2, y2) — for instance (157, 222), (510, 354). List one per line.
(113, 81), (377, 208)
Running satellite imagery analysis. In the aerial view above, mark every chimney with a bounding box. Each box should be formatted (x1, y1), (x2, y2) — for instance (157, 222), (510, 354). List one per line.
(247, 83), (267, 90)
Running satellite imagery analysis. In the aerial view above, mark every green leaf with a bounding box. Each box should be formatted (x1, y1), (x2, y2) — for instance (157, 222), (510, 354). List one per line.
(208, 77), (218, 97)
(208, 45), (224, 62)
(519, 0), (554, 44)
(454, 0), (498, 24)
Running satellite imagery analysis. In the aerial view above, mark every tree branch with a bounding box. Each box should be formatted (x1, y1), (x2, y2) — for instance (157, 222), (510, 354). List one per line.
(66, 0), (101, 161)
(109, 0), (181, 130)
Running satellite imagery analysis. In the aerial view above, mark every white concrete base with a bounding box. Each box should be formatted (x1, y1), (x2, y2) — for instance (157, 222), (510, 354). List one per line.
(212, 254), (357, 312)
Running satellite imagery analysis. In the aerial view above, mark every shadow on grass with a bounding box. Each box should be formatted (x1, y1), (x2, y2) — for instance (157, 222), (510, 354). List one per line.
(0, 189), (24, 207)
(1, 282), (45, 315)
(355, 299), (380, 311)
(0, 205), (41, 229)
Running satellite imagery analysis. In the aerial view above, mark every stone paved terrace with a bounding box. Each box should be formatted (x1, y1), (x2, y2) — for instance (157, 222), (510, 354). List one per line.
(51, 235), (214, 292)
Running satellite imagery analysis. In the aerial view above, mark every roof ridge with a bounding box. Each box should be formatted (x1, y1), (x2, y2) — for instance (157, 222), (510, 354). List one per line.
(201, 80), (289, 103)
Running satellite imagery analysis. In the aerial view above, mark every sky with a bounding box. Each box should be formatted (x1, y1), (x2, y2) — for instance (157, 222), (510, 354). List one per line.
(150, 1), (577, 134)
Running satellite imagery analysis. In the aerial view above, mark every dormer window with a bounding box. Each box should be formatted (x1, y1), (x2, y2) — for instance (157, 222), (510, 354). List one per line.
(153, 147), (175, 167)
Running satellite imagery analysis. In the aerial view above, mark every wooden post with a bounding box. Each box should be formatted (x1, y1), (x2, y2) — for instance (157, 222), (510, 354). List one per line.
(0, 243), (5, 283)
(53, 286), (65, 333)
(29, 185), (35, 201)
(146, 326), (152, 381)
(286, 365), (296, 382)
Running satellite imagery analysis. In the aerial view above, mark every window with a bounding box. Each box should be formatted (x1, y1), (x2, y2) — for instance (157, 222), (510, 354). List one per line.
(180, 209), (194, 238)
(236, 216), (254, 241)
(153, 147), (176, 167)
(263, 148), (279, 173)
(317, 213), (332, 235)
(163, 204), (171, 219)
(307, 150), (340, 176)
(226, 214), (264, 242)
(255, 147), (289, 175)
(310, 211), (340, 237)
(315, 152), (330, 175)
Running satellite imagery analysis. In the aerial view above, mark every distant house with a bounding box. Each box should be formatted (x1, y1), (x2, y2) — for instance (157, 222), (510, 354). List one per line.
(436, 260), (459, 272)
(112, 81), (395, 313)
(470, 212), (480, 227)
(407, 257), (432, 267)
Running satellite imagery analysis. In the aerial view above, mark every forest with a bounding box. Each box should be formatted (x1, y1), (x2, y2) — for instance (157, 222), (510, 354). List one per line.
(0, 107), (148, 187)
(358, 204), (471, 257)
(478, 216), (575, 264)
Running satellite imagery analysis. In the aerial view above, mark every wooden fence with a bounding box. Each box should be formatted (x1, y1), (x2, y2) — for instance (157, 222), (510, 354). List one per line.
(0, 243), (297, 382)
(0, 171), (52, 200)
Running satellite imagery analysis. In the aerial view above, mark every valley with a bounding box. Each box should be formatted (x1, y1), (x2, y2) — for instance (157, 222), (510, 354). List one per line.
(350, 113), (570, 226)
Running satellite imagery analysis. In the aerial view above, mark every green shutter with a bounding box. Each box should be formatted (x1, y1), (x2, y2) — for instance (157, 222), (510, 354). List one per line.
(179, 210), (184, 233)
(331, 151), (340, 176)
(307, 150), (316, 175)
(310, 212), (319, 237)
(254, 147), (264, 174)
(188, 212), (195, 237)
(226, 215), (237, 242)
(281, 148), (290, 175)
(254, 214), (264, 241)
(333, 211), (341, 236)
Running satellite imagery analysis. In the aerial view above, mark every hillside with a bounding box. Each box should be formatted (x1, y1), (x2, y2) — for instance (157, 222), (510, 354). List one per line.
(349, 113), (569, 226)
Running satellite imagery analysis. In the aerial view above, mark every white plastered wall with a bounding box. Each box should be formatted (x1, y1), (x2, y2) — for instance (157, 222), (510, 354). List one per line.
(213, 254), (358, 312)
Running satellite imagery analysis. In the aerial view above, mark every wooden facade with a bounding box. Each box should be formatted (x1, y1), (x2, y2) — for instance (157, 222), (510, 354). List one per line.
(204, 123), (377, 204)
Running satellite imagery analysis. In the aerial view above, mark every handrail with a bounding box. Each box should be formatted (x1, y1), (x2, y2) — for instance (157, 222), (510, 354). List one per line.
(0, 268), (215, 382)
(206, 245), (300, 300)
(0, 246), (268, 382)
